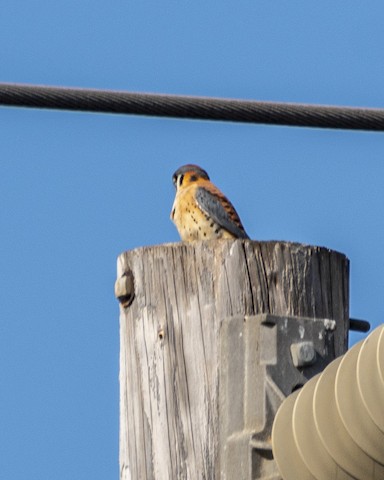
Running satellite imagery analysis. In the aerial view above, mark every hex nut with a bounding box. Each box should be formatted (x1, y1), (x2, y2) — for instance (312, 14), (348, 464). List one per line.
(115, 269), (135, 308)
(290, 341), (316, 367)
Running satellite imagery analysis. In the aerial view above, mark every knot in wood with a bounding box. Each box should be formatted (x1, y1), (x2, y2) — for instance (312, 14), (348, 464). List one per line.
(157, 326), (165, 341)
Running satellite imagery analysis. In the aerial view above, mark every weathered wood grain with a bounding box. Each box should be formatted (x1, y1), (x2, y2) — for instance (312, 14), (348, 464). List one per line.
(117, 240), (349, 479)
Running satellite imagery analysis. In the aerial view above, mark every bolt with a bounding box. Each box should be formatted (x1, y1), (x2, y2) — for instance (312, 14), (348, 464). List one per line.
(290, 341), (316, 367)
(115, 268), (135, 308)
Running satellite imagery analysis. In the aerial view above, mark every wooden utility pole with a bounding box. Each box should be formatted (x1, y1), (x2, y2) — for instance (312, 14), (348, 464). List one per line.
(115, 240), (349, 480)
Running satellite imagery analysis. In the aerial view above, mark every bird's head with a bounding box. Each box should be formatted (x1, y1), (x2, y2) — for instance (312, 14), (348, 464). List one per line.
(172, 164), (210, 190)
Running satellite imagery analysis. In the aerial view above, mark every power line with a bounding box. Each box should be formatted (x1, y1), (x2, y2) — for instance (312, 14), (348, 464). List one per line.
(1, 82), (384, 131)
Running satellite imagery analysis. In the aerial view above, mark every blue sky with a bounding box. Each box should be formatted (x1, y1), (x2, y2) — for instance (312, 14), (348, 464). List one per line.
(1, 1), (384, 479)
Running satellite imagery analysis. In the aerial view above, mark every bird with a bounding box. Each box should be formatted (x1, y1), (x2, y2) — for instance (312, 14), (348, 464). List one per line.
(170, 164), (249, 241)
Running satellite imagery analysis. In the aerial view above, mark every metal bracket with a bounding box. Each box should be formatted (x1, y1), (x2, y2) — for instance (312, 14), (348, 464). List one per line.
(219, 313), (342, 480)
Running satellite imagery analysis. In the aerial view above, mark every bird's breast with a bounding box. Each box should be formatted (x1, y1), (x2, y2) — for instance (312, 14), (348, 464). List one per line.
(171, 187), (234, 241)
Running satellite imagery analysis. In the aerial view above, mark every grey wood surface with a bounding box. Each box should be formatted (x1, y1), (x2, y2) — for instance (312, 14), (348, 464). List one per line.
(117, 240), (349, 479)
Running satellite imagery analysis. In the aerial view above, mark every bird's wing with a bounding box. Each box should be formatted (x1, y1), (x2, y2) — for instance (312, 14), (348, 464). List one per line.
(195, 186), (249, 239)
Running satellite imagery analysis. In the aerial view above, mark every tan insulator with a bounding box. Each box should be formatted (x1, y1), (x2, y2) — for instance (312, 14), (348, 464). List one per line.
(357, 326), (384, 434)
(272, 325), (384, 480)
(271, 390), (316, 480)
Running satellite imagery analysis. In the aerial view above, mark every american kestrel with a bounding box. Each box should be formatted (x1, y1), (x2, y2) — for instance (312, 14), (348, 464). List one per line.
(170, 164), (249, 241)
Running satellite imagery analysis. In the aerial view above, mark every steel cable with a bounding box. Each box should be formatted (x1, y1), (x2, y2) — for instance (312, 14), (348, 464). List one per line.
(1, 82), (384, 131)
